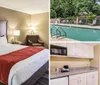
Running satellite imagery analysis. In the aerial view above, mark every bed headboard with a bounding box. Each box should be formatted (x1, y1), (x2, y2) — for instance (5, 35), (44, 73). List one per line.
(0, 20), (8, 37)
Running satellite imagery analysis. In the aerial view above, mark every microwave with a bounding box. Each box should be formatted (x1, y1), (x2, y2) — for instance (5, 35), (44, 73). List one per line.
(50, 45), (67, 56)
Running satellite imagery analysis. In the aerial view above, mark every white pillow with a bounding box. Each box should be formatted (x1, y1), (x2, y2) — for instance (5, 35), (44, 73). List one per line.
(0, 36), (7, 45)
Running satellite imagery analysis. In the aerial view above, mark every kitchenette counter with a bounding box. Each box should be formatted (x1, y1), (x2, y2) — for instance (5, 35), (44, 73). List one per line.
(51, 67), (98, 79)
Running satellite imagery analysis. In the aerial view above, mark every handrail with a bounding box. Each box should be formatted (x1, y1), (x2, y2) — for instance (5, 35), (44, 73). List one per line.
(51, 24), (67, 38)
(50, 27), (53, 36)
(58, 27), (67, 37)
(51, 25), (61, 37)
(56, 28), (61, 38)
(50, 25), (57, 36)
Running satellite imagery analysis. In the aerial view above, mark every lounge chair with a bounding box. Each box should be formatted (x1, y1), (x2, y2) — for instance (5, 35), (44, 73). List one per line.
(91, 19), (97, 26)
(79, 20), (82, 24)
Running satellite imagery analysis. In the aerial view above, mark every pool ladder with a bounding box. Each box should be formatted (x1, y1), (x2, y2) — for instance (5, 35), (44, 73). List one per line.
(51, 25), (67, 39)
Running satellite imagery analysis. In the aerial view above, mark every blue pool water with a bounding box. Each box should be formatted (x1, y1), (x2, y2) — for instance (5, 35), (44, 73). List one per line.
(51, 24), (100, 41)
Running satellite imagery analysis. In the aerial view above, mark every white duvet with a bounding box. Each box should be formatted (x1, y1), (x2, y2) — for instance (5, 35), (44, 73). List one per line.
(0, 44), (49, 85)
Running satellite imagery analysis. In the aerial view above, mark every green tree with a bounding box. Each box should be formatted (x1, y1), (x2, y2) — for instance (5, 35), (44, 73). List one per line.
(87, 14), (97, 23)
(92, 4), (100, 15)
(50, 0), (100, 22)
(50, 9), (57, 18)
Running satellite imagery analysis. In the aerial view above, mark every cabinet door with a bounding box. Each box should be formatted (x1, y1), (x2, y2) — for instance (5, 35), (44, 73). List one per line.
(69, 78), (79, 85)
(69, 73), (86, 85)
(79, 74), (87, 85)
(51, 77), (68, 85)
(83, 44), (94, 58)
(67, 43), (76, 57)
(75, 43), (83, 57)
(87, 71), (98, 85)
(69, 75), (79, 85)
(83, 44), (88, 58)
(88, 45), (94, 58)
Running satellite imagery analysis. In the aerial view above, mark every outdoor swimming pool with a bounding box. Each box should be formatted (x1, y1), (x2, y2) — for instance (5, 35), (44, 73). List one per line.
(51, 24), (100, 41)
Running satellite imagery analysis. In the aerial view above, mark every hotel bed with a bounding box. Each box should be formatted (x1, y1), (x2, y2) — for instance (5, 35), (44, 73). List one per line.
(0, 20), (49, 85)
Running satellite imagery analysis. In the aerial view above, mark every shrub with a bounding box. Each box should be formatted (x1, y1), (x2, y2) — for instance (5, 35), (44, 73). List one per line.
(87, 14), (96, 23)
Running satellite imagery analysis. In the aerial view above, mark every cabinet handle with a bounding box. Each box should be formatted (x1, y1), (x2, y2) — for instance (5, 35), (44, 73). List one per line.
(80, 80), (81, 82)
(92, 76), (95, 79)
(77, 80), (81, 83)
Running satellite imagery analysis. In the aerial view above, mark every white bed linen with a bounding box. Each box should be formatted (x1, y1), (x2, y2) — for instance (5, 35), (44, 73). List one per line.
(0, 44), (49, 85)
(0, 36), (7, 45)
(0, 44), (27, 55)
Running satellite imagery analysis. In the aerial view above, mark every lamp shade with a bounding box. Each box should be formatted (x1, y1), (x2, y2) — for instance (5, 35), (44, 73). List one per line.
(14, 30), (20, 36)
(30, 26), (35, 30)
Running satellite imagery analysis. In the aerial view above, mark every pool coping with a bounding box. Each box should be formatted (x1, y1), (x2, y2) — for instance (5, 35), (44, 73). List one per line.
(50, 36), (80, 42)
(51, 23), (100, 30)
(50, 37), (100, 42)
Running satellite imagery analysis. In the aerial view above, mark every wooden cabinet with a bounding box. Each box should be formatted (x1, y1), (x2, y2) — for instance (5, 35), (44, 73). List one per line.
(67, 43), (76, 57)
(75, 43), (83, 57)
(69, 71), (98, 85)
(83, 44), (89, 58)
(88, 45), (94, 58)
(67, 43), (94, 58)
(87, 71), (98, 85)
(50, 71), (98, 85)
(51, 77), (68, 85)
(69, 73), (86, 85)
(51, 43), (94, 58)
(83, 44), (94, 58)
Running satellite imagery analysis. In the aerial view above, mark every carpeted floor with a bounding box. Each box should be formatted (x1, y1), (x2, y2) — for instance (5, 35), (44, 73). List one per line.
(34, 71), (49, 85)
(0, 71), (49, 85)
(0, 82), (5, 85)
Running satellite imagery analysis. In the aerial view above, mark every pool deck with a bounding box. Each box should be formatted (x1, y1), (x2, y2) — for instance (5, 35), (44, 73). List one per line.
(50, 36), (80, 42)
(51, 23), (100, 29)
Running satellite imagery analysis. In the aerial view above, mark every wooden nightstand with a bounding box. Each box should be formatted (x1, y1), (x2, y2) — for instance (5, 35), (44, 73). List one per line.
(26, 35), (44, 47)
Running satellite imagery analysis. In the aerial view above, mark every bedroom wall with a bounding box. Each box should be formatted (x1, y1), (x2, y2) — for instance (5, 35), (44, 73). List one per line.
(0, 7), (49, 48)
(50, 56), (90, 72)
(0, 7), (30, 43)
(31, 12), (49, 48)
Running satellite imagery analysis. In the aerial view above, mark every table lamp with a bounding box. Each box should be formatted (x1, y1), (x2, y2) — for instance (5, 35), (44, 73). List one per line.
(14, 30), (20, 43)
(30, 26), (35, 35)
